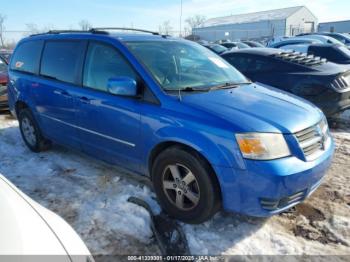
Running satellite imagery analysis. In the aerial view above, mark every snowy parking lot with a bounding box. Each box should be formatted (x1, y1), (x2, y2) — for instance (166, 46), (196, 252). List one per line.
(0, 111), (349, 257)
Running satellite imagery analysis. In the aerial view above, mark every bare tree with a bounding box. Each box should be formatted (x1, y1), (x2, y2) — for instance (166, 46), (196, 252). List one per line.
(0, 14), (6, 48)
(79, 20), (92, 31)
(25, 23), (40, 35)
(24, 23), (55, 36)
(158, 20), (173, 35)
(185, 15), (206, 32)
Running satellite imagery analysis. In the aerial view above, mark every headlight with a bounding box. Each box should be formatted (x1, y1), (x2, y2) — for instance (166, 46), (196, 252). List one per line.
(235, 133), (291, 160)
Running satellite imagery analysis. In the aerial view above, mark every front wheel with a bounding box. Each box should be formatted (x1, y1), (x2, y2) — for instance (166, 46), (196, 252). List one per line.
(152, 146), (221, 224)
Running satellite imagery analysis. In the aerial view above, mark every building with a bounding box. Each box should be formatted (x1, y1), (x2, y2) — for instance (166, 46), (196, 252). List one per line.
(193, 6), (317, 42)
(318, 20), (350, 33)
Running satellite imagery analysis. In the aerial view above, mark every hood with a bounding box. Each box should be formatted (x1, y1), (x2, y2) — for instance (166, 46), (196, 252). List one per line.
(0, 175), (68, 256)
(181, 83), (323, 134)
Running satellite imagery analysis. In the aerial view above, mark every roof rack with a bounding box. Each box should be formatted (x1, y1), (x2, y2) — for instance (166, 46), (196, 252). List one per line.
(30, 27), (160, 37)
(90, 27), (159, 35)
(30, 30), (105, 37)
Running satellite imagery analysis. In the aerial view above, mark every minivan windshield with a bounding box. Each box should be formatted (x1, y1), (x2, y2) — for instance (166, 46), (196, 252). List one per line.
(125, 40), (249, 91)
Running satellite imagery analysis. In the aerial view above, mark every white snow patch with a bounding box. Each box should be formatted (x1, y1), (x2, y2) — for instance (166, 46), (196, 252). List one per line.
(1, 114), (350, 255)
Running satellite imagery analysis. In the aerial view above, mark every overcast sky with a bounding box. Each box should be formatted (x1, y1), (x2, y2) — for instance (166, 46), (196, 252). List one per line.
(1, 0), (349, 41)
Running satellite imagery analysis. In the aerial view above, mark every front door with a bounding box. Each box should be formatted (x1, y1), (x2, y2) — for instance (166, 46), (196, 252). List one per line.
(75, 41), (142, 171)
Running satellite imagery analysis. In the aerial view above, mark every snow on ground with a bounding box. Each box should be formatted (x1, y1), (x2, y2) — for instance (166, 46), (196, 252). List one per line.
(0, 111), (349, 257)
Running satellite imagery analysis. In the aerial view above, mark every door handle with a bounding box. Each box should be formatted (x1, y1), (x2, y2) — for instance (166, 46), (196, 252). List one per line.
(54, 89), (71, 97)
(79, 96), (92, 104)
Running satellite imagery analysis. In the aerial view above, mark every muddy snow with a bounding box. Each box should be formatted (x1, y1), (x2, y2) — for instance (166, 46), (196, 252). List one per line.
(0, 111), (349, 256)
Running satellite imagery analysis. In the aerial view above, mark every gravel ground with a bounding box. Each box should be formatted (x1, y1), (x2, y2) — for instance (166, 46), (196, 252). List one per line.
(0, 111), (349, 257)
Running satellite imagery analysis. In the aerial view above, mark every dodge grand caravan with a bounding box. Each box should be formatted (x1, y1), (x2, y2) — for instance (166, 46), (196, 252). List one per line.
(7, 29), (334, 224)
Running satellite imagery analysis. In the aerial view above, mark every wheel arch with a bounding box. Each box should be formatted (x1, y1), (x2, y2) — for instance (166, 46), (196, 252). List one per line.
(148, 140), (222, 201)
(15, 100), (29, 116)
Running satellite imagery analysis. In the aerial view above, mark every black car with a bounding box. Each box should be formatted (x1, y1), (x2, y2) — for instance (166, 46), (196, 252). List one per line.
(222, 48), (350, 118)
(280, 43), (350, 65)
(202, 43), (228, 54)
(242, 41), (265, 48)
(221, 42), (250, 49)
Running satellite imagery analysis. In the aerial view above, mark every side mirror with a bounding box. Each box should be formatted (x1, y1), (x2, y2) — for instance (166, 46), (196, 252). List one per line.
(107, 77), (138, 97)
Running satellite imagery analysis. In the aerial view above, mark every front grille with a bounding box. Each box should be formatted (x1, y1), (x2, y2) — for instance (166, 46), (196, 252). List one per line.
(260, 190), (306, 211)
(295, 120), (329, 161)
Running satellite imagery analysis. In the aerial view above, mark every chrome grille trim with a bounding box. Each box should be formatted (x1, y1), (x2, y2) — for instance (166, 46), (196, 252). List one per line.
(295, 120), (330, 161)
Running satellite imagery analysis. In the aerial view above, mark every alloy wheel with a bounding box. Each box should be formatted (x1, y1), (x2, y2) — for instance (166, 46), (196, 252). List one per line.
(21, 117), (36, 146)
(162, 164), (200, 210)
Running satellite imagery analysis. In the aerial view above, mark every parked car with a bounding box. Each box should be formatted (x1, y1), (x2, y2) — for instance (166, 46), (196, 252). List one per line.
(222, 48), (350, 118)
(0, 175), (93, 260)
(221, 42), (250, 49)
(215, 39), (231, 44)
(269, 39), (322, 48)
(196, 39), (209, 45)
(267, 36), (289, 46)
(8, 29), (334, 224)
(202, 43), (228, 54)
(0, 49), (13, 63)
(279, 43), (350, 64)
(242, 40), (265, 48)
(295, 35), (345, 46)
(0, 56), (8, 108)
(298, 32), (350, 47)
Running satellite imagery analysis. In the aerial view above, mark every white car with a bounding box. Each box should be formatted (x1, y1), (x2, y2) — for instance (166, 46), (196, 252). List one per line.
(0, 174), (94, 262)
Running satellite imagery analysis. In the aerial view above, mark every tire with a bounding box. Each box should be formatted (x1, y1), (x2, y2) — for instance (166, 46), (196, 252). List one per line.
(18, 108), (51, 152)
(152, 146), (221, 224)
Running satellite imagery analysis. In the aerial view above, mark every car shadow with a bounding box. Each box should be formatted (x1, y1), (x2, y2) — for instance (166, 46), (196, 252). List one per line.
(0, 108), (11, 116)
(0, 119), (267, 256)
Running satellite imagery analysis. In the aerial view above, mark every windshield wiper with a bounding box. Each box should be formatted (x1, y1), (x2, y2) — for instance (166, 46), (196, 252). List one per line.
(209, 81), (252, 91)
(163, 86), (211, 92)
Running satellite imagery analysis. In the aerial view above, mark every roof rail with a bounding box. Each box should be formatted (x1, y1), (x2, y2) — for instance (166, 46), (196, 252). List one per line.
(90, 27), (159, 35)
(29, 28), (161, 37)
(30, 29), (108, 37)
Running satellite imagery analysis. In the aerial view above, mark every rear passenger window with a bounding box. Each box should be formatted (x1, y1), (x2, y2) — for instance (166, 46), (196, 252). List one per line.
(40, 41), (85, 84)
(10, 41), (43, 74)
(83, 42), (137, 92)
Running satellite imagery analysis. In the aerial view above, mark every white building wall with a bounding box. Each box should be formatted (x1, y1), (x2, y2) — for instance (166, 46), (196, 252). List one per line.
(286, 6), (318, 36)
(193, 19), (286, 42)
(318, 21), (350, 33)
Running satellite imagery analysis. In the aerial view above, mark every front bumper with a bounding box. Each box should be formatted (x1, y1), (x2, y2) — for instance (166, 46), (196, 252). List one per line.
(312, 90), (350, 117)
(214, 138), (335, 217)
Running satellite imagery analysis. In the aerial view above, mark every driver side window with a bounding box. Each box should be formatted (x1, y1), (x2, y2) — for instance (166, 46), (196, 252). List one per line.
(83, 42), (137, 92)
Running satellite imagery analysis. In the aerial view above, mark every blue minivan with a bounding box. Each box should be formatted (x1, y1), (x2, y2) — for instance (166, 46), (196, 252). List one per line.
(7, 29), (334, 224)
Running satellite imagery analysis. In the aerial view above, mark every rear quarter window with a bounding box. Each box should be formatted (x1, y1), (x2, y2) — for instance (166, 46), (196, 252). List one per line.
(10, 40), (43, 74)
(40, 41), (86, 84)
